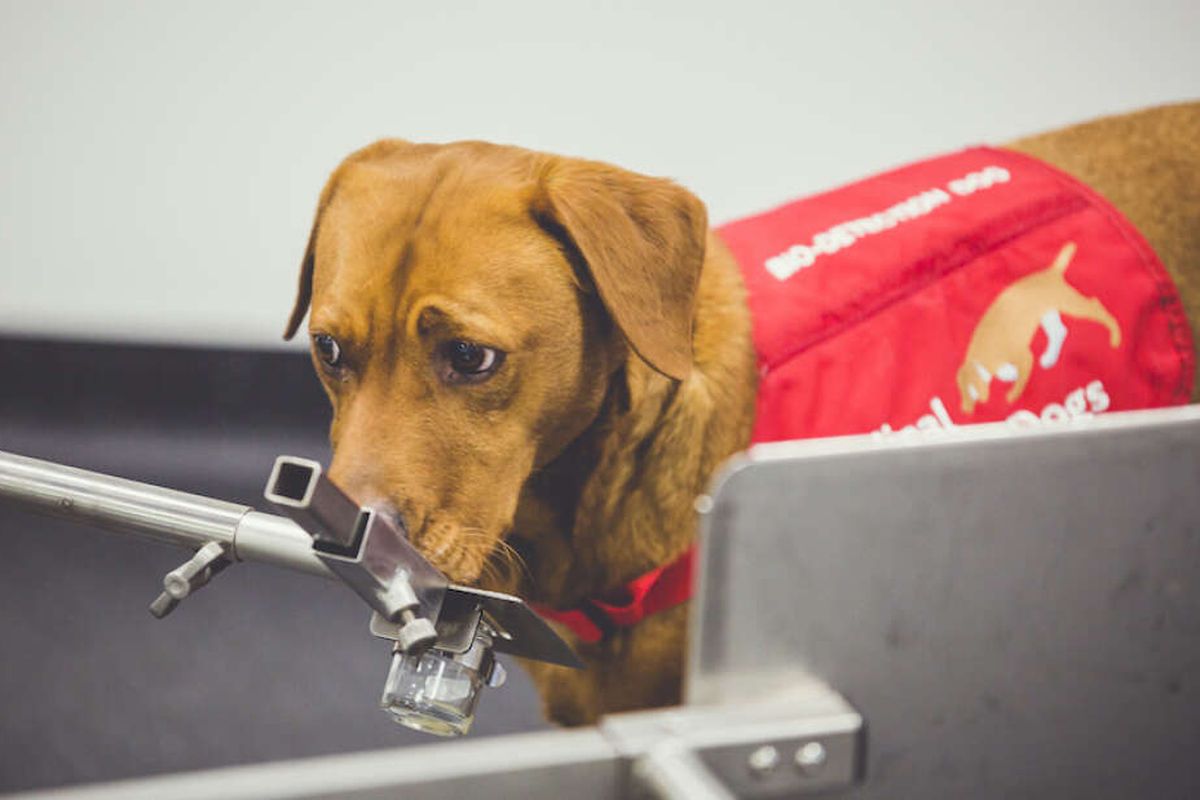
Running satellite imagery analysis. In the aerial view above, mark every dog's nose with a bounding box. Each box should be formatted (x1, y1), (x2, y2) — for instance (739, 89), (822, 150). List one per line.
(348, 490), (408, 537)
(326, 467), (410, 538)
(368, 499), (409, 539)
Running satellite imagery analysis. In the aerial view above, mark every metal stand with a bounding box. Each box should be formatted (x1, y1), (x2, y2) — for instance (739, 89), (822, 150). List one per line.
(0, 448), (581, 738)
(608, 686), (862, 799)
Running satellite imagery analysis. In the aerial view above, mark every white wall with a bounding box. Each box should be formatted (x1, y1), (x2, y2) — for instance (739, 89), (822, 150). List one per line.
(1, 0), (1196, 349)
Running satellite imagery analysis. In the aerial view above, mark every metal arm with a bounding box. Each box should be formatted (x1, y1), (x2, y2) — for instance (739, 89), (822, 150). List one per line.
(0, 448), (335, 577)
(0, 447), (581, 736)
(0, 449), (254, 551)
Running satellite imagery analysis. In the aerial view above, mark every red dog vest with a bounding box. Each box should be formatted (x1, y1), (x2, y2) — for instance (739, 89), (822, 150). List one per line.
(537, 146), (1194, 644)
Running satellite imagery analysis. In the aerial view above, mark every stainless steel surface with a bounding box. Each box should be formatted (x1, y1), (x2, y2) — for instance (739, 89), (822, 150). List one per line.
(0, 449), (250, 550)
(6, 728), (621, 800)
(313, 511), (447, 626)
(369, 585), (587, 668)
(633, 743), (736, 800)
(231, 510), (334, 579)
(264, 456), (362, 551)
(371, 601), (468, 650)
(688, 693), (862, 798)
(4, 691), (861, 799)
(466, 584), (587, 668)
(604, 689), (863, 799)
(690, 405), (1200, 798)
(0, 448), (338, 582)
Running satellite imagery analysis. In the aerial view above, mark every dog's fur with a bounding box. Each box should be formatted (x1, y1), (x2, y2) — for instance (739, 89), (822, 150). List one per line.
(286, 102), (1199, 726)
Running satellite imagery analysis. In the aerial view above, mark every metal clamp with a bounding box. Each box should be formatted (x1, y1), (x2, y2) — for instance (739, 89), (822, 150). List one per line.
(368, 584), (584, 668)
(264, 456), (445, 653)
(148, 541), (231, 618)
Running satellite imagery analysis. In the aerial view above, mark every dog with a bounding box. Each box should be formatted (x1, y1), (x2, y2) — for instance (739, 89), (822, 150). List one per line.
(956, 241), (1122, 414)
(284, 102), (1199, 726)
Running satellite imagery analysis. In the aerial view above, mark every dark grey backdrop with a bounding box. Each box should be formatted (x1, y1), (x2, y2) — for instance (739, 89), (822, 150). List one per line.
(0, 337), (547, 794)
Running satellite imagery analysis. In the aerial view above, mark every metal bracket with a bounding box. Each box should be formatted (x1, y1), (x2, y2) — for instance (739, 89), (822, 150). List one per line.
(603, 681), (864, 799)
(264, 456), (446, 653)
(267, 455), (582, 668)
(369, 584), (585, 668)
(148, 541), (231, 618)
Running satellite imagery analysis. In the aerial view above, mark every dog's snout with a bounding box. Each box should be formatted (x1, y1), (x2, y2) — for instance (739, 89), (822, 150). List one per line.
(325, 465), (408, 533)
(370, 501), (409, 539)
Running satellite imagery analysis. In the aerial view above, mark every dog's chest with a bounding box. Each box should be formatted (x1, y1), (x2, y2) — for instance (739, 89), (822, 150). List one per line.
(717, 147), (1194, 443)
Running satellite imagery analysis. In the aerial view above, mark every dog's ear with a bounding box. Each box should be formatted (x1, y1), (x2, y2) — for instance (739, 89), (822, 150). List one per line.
(283, 180), (337, 341)
(534, 159), (708, 380)
(283, 222), (317, 341)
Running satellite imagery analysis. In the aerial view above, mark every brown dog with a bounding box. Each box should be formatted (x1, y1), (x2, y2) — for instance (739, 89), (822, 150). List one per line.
(285, 102), (1200, 726)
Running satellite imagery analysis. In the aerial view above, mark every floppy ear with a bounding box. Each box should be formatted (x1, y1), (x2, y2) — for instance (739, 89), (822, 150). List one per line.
(283, 221), (317, 340)
(534, 159), (708, 380)
(283, 181), (337, 341)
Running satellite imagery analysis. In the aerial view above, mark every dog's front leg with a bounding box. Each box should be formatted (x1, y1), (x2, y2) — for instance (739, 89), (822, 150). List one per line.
(520, 605), (688, 726)
(519, 658), (605, 726)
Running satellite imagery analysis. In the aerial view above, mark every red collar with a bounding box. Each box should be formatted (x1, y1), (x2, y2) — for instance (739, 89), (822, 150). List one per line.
(531, 545), (696, 643)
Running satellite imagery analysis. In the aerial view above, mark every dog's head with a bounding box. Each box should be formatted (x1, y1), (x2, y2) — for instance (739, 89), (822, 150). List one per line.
(285, 140), (708, 584)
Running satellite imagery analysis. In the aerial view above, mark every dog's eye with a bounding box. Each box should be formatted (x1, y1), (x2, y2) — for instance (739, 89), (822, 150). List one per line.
(439, 340), (504, 384)
(313, 334), (342, 368)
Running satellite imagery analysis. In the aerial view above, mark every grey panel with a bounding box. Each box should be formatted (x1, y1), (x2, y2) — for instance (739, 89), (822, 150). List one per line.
(690, 407), (1200, 798)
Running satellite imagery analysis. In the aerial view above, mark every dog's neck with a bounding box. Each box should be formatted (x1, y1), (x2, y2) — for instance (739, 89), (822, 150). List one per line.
(511, 234), (759, 609)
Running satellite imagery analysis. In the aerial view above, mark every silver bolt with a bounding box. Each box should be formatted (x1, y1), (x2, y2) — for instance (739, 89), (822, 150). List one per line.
(795, 741), (828, 775)
(164, 572), (191, 599)
(746, 744), (780, 777)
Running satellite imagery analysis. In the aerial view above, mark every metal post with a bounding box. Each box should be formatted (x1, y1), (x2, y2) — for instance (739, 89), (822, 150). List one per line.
(0, 449), (251, 550)
(0, 448), (335, 580)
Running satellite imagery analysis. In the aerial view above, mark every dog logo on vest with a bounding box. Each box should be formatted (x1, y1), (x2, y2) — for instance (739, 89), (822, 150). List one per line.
(956, 241), (1121, 414)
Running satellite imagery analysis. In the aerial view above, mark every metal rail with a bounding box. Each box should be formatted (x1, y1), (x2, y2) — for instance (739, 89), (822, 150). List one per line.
(5, 693), (862, 800)
(0, 448), (333, 579)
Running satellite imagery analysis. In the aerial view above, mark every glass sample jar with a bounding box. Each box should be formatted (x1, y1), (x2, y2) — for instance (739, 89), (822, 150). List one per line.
(380, 628), (497, 736)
